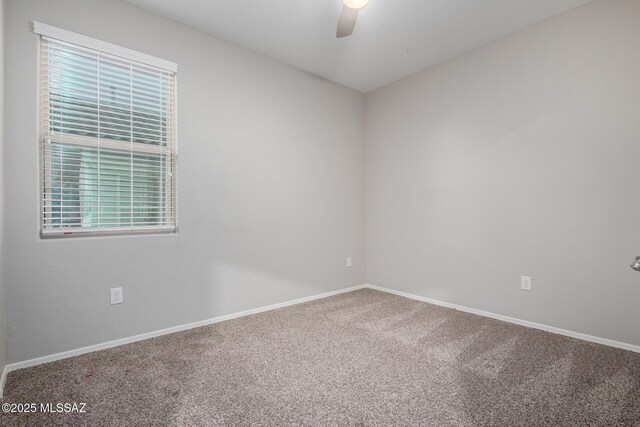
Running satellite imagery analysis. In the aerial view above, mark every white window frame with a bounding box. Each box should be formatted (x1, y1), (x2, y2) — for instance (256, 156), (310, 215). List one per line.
(35, 22), (178, 237)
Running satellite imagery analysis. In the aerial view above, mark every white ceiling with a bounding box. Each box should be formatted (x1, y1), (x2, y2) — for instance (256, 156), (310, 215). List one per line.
(124, 0), (594, 93)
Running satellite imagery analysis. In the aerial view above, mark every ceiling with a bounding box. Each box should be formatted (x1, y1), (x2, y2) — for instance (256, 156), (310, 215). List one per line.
(124, 0), (594, 93)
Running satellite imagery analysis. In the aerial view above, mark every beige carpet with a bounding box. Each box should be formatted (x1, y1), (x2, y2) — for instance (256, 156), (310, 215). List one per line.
(2, 289), (640, 426)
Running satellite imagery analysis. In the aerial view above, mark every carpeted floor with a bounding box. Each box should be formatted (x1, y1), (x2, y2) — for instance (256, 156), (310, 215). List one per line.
(2, 288), (640, 426)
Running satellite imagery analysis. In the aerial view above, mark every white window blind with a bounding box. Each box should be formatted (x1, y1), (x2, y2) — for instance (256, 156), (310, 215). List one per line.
(37, 23), (177, 236)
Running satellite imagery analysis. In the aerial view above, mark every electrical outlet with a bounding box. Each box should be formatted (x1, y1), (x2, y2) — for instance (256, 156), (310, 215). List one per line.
(110, 287), (123, 305)
(346, 257), (352, 268)
(521, 276), (532, 292)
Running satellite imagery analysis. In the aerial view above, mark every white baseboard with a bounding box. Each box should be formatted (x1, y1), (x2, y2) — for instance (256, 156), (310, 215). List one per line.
(0, 364), (8, 399)
(2, 282), (638, 398)
(1, 284), (368, 389)
(366, 284), (640, 354)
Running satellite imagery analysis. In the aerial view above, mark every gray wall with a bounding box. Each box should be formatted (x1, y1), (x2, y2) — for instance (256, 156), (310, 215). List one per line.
(366, 0), (640, 346)
(4, 0), (366, 363)
(0, 0), (6, 376)
(5, 0), (639, 365)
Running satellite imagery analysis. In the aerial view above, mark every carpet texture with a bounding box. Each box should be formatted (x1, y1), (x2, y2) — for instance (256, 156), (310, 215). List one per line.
(2, 289), (640, 426)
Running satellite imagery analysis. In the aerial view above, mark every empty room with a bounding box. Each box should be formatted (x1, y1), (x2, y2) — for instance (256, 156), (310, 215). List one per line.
(0, 0), (639, 425)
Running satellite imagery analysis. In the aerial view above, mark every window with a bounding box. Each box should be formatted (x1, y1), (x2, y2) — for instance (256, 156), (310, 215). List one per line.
(35, 23), (177, 236)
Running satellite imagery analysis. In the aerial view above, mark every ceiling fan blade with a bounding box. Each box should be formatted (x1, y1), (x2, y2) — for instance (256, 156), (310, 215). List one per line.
(336, 5), (359, 38)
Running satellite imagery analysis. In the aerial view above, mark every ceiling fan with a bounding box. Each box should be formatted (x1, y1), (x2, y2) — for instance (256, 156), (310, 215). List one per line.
(336, 0), (369, 38)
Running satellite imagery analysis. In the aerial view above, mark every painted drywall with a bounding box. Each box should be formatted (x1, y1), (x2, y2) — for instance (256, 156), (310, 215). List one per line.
(0, 0), (6, 378)
(366, 0), (640, 346)
(4, 0), (365, 363)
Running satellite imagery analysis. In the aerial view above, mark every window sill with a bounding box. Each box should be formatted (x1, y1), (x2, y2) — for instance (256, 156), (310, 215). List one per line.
(40, 226), (177, 239)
